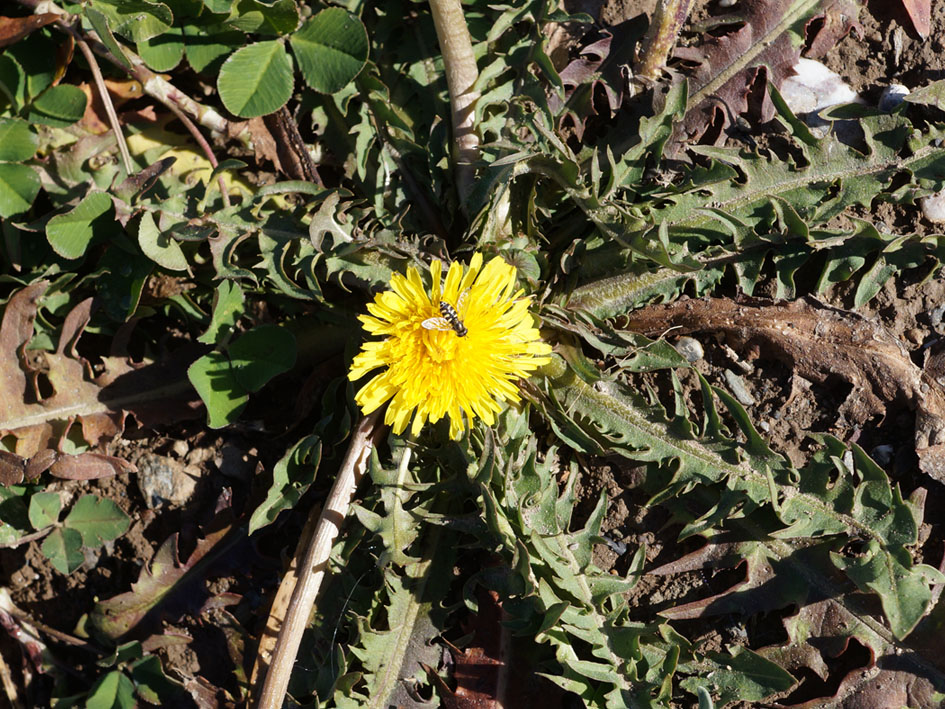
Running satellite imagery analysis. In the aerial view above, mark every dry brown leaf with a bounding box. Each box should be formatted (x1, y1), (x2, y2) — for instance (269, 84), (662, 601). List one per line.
(624, 296), (921, 419)
(0, 282), (202, 475)
(0, 13), (59, 49)
(675, 0), (858, 144)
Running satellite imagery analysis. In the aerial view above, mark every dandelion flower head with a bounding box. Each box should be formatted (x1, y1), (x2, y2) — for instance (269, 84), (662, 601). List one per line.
(348, 253), (552, 438)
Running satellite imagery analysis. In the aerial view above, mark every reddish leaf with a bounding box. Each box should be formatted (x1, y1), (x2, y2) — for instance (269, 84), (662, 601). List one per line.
(48, 452), (136, 480)
(0, 451), (25, 485)
(675, 0), (858, 144)
(0, 13), (59, 49)
(901, 0), (931, 38)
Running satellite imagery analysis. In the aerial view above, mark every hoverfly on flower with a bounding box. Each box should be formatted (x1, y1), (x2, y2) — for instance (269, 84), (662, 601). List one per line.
(421, 291), (468, 337)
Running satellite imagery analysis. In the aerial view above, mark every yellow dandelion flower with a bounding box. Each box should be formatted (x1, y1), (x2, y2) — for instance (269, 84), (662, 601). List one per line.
(348, 253), (553, 438)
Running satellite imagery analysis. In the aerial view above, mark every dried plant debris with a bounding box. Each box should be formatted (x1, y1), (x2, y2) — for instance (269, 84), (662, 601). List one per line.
(623, 295), (945, 481)
(0, 282), (201, 477)
(553, 28), (631, 142)
(673, 0), (859, 145)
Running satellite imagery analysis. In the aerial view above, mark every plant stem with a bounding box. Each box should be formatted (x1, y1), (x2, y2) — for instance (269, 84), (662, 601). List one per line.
(634, 0), (694, 83)
(160, 100), (232, 207)
(254, 411), (383, 709)
(74, 37), (133, 174)
(428, 0), (480, 210)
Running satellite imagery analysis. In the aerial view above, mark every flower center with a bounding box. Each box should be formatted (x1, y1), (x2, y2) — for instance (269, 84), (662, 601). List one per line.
(422, 328), (460, 362)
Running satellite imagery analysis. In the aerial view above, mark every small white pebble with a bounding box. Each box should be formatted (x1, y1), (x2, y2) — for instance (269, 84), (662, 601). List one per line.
(675, 336), (704, 363)
(878, 84), (909, 112)
(921, 190), (945, 222)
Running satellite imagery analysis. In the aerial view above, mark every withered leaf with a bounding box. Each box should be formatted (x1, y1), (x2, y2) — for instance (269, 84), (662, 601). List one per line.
(0, 451), (26, 486)
(0, 13), (59, 49)
(0, 282), (201, 463)
(89, 525), (231, 639)
(675, 0), (859, 144)
(624, 296), (921, 419)
(49, 452), (136, 480)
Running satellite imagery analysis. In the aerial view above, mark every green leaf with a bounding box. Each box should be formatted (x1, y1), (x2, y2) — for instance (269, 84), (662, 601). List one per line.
(680, 647), (795, 705)
(7, 31), (57, 99)
(226, 0), (299, 35)
(28, 84), (87, 127)
(130, 655), (186, 703)
(41, 527), (84, 574)
(197, 279), (244, 345)
(28, 492), (61, 529)
(226, 323), (297, 390)
(63, 494), (130, 547)
(138, 211), (188, 271)
(0, 118), (36, 162)
(137, 25), (185, 72)
(188, 324), (296, 427)
(832, 542), (945, 639)
(0, 54), (26, 110)
(84, 8), (134, 70)
(289, 8), (368, 94)
(904, 78), (945, 110)
(187, 351), (248, 427)
(217, 40), (294, 118)
(0, 163), (40, 218)
(249, 434), (321, 534)
(202, 0), (233, 13)
(91, 0), (174, 43)
(85, 670), (136, 709)
(183, 24), (243, 74)
(0, 487), (30, 546)
(46, 191), (114, 260)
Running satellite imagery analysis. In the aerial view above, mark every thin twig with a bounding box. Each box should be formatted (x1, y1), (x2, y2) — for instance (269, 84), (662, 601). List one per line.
(74, 37), (133, 174)
(161, 100), (231, 208)
(2, 605), (105, 654)
(254, 410), (384, 709)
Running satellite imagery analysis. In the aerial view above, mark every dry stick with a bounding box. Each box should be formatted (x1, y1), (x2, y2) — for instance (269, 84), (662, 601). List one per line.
(2, 604), (104, 654)
(74, 36), (133, 174)
(634, 0), (694, 84)
(0, 648), (21, 709)
(428, 0), (480, 210)
(254, 410), (384, 709)
(161, 100), (232, 208)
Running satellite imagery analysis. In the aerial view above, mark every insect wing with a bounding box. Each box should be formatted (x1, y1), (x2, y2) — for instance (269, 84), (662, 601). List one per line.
(422, 317), (453, 331)
(456, 289), (469, 313)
